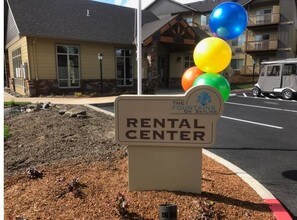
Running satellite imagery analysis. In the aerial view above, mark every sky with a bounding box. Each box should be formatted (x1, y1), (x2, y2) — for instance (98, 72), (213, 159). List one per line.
(95, 0), (197, 9)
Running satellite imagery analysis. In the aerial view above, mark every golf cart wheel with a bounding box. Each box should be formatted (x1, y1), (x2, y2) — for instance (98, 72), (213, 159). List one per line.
(252, 87), (261, 97)
(281, 89), (293, 100)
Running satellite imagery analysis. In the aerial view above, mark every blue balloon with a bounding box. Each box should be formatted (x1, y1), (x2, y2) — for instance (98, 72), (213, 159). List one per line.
(209, 2), (248, 40)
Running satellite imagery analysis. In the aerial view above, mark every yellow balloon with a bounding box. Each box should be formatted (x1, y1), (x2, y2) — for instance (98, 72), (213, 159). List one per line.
(193, 37), (232, 73)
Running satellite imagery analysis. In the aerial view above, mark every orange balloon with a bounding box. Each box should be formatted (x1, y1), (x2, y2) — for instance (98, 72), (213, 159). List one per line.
(181, 66), (204, 91)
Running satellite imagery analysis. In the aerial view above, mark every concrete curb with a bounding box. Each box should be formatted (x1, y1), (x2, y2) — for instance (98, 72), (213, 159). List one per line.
(84, 104), (115, 117)
(203, 149), (292, 220)
(87, 104), (293, 220)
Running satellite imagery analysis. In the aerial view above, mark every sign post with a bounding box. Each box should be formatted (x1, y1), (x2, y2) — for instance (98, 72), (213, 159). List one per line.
(115, 85), (224, 193)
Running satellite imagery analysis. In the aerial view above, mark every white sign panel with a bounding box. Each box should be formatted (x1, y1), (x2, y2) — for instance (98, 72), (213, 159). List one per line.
(115, 85), (224, 148)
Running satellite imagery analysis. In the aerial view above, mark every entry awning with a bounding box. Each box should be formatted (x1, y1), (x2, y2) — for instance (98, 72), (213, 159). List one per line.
(142, 15), (205, 47)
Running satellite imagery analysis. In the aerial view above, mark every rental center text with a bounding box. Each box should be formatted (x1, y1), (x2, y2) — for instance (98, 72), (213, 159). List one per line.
(125, 118), (206, 141)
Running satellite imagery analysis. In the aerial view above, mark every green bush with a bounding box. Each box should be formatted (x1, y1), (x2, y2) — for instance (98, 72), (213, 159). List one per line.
(4, 125), (9, 140)
(74, 92), (83, 97)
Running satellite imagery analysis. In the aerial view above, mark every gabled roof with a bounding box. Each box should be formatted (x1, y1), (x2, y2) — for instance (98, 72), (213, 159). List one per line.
(6, 0), (159, 44)
(191, 26), (210, 39)
(186, 0), (252, 13)
(145, 0), (197, 12)
(142, 15), (179, 41)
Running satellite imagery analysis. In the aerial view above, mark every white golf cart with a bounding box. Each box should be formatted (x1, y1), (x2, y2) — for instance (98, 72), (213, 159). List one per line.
(252, 58), (297, 100)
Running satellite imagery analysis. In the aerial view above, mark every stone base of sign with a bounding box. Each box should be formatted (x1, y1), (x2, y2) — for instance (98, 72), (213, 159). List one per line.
(128, 145), (202, 194)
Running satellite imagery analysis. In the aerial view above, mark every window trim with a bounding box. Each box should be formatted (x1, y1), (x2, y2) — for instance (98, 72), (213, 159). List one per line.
(116, 48), (134, 87)
(56, 44), (81, 89)
(231, 59), (244, 70)
(184, 54), (194, 70)
(12, 47), (22, 78)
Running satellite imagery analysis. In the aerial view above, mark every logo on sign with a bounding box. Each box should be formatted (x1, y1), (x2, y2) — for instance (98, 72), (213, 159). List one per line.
(171, 91), (218, 115)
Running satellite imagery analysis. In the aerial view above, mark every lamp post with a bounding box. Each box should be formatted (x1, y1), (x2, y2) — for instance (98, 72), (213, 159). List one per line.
(252, 60), (256, 85)
(98, 53), (103, 95)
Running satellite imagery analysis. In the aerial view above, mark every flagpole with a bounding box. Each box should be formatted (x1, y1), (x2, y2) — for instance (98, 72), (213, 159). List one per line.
(137, 0), (142, 95)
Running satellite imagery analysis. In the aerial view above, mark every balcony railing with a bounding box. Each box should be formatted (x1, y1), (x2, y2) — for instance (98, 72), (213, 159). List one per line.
(248, 13), (280, 27)
(245, 39), (278, 52)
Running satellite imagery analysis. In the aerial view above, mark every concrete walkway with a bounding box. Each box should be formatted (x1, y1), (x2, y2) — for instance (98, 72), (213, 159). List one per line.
(4, 91), (117, 105)
(4, 88), (246, 105)
(3, 89), (185, 105)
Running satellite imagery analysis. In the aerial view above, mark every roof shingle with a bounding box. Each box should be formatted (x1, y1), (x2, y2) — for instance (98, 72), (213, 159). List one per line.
(7, 0), (159, 44)
(186, 0), (252, 13)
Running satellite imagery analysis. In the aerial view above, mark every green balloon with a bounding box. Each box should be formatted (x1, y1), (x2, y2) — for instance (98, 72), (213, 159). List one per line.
(193, 73), (230, 102)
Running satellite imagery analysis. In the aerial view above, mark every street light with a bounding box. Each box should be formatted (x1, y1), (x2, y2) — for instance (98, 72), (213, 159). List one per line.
(252, 60), (256, 85)
(98, 53), (103, 95)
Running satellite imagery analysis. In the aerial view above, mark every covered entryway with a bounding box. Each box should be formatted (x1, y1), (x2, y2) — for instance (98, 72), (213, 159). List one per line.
(142, 15), (203, 91)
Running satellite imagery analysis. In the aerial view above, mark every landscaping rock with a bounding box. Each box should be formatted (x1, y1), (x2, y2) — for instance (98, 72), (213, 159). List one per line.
(64, 108), (87, 118)
(42, 102), (51, 109)
(58, 109), (67, 115)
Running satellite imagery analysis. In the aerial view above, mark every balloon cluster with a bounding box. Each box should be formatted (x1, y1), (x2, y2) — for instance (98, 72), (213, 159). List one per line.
(181, 2), (248, 102)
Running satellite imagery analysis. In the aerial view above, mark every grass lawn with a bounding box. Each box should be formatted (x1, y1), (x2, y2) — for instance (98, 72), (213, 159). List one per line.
(4, 101), (31, 108)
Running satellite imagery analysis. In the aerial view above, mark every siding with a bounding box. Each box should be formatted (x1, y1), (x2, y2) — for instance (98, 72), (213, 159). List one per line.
(169, 52), (187, 78)
(26, 37), (137, 80)
(7, 36), (28, 78)
(277, 0), (297, 58)
(6, 6), (19, 45)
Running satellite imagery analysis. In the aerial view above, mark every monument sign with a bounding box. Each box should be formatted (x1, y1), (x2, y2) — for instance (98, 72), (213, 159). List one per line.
(115, 86), (224, 193)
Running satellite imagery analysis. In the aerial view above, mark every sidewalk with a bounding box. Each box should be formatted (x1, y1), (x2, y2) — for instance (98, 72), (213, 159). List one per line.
(3, 88), (250, 105)
(4, 91), (117, 105)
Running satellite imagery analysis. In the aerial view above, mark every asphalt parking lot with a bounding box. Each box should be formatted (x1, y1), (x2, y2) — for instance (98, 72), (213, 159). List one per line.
(212, 93), (297, 218)
(94, 92), (297, 218)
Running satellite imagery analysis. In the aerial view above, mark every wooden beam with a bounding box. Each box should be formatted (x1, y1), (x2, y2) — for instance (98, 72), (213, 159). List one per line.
(187, 28), (196, 38)
(160, 24), (171, 34)
(160, 36), (174, 43)
(143, 36), (152, 46)
(184, 39), (196, 45)
(159, 36), (196, 45)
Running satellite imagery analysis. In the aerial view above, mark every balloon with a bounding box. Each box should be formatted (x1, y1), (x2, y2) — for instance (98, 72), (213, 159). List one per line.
(181, 66), (204, 91)
(209, 2), (248, 40)
(193, 37), (231, 73)
(193, 73), (230, 102)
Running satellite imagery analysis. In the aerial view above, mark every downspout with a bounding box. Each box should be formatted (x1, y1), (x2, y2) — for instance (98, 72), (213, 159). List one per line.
(32, 37), (38, 80)
(32, 37), (39, 96)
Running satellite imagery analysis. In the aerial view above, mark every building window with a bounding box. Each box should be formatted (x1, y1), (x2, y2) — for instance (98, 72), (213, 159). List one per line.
(201, 14), (209, 26)
(185, 17), (193, 26)
(231, 34), (246, 46)
(256, 9), (272, 24)
(116, 49), (133, 86)
(184, 55), (194, 70)
(231, 59), (244, 70)
(12, 48), (22, 78)
(56, 45), (80, 88)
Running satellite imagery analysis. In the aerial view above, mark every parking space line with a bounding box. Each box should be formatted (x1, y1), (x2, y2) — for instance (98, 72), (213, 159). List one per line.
(227, 102), (297, 113)
(243, 93), (247, 97)
(221, 116), (283, 129)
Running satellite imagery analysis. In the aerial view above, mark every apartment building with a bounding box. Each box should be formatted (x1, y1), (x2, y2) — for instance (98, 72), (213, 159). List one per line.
(148, 0), (297, 82)
(245, 0), (297, 75)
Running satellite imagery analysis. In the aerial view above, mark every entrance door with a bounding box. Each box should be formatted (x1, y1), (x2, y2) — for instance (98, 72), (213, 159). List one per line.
(262, 64), (282, 92)
(158, 56), (169, 88)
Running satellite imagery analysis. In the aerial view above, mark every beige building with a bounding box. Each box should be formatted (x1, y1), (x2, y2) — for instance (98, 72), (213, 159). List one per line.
(5, 0), (203, 96)
(5, 0), (297, 96)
